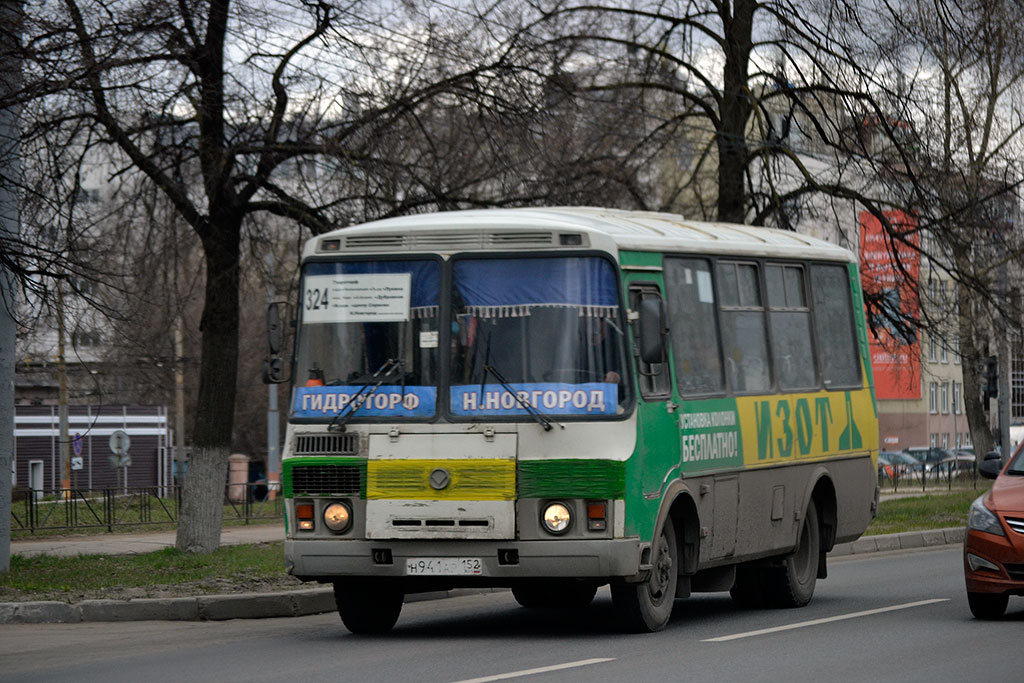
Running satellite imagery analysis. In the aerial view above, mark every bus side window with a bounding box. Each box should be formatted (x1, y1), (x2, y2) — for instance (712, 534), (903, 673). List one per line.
(664, 257), (725, 395)
(718, 261), (771, 393)
(766, 263), (817, 390)
(630, 286), (672, 400)
(810, 264), (862, 388)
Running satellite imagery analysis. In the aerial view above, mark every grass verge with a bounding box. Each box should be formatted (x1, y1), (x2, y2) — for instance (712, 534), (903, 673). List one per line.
(0, 541), (301, 603)
(865, 489), (979, 536)
(1, 490), (981, 603)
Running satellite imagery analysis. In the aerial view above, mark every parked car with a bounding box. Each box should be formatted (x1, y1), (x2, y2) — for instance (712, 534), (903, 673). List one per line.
(878, 451), (899, 479)
(878, 451), (921, 480)
(903, 446), (953, 473)
(939, 450), (977, 477)
(963, 443), (1024, 619)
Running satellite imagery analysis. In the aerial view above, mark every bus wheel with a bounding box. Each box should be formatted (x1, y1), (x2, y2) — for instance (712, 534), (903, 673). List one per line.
(611, 516), (678, 632)
(512, 581), (598, 609)
(333, 582), (404, 634)
(763, 503), (820, 608)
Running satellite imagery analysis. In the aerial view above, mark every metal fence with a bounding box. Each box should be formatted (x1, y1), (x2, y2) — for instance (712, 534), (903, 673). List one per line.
(10, 483), (283, 534)
(877, 461), (981, 493)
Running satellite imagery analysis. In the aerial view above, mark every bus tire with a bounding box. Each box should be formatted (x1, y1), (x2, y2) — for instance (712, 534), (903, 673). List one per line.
(512, 581), (598, 609)
(967, 592), (1008, 620)
(763, 502), (820, 608)
(611, 516), (678, 632)
(333, 581), (404, 634)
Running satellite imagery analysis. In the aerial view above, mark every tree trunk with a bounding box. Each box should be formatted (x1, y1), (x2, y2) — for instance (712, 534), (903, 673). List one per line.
(716, 0), (755, 223)
(175, 212), (241, 553)
(957, 270), (995, 459)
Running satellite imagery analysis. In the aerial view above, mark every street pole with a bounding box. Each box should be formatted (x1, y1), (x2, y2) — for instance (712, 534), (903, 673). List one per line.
(265, 251), (279, 499)
(0, 0), (23, 574)
(174, 319), (185, 485)
(998, 252), (1012, 464)
(58, 280), (70, 495)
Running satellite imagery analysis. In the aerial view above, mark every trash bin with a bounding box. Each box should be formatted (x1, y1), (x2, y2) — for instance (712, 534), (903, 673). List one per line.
(228, 453), (250, 502)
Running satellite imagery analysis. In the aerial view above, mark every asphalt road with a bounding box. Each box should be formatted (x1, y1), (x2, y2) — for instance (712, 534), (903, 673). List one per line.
(1, 546), (1019, 683)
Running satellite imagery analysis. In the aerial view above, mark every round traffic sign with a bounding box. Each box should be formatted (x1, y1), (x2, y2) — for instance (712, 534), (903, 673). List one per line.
(109, 430), (131, 455)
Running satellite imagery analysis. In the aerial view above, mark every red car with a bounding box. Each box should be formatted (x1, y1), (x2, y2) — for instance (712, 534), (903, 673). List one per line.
(964, 444), (1024, 619)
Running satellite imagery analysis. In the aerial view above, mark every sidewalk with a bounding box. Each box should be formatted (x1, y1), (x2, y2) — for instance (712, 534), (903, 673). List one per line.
(0, 525), (966, 625)
(10, 524), (285, 558)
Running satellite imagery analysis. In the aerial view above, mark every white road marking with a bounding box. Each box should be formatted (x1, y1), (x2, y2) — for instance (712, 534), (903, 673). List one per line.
(703, 598), (950, 642)
(449, 658), (616, 683)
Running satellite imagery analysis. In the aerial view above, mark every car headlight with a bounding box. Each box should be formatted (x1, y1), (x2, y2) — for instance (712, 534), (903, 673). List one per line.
(323, 501), (353, 533)
(967, 495), (1005, 536)
(541, 502), (572, 534)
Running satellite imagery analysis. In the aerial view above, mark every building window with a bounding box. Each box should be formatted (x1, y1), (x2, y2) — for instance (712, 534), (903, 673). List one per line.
(941, 382), (950, 414)
(942, 433), (949, 449)
(940, 338), (948, 363)
(929, 382), (938, 413)
(930, 433), (938, 447)
(953, 336), (961, 364)
(952, 381), (961, 415)
(72, 329), (101, 349)
(928, 335), (937, 362)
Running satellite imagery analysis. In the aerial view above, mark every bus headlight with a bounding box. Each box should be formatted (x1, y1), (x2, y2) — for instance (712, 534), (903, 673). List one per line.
(323, 501), (353, 534)
(541, 502), (572, 535)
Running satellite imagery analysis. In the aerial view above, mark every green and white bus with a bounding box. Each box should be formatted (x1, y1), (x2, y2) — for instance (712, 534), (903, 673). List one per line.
(266, 207), (879, 633)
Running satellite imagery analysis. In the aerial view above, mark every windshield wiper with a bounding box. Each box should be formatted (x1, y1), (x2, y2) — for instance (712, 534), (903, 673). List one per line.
(481, 362), (562, 432)
(328, 358), (402, 432)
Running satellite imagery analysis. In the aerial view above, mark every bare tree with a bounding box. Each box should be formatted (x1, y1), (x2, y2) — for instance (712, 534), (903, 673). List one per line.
(5, 0), (665, 552)
(864, 0), (1024, 455)
(516, 0), (1024, 454)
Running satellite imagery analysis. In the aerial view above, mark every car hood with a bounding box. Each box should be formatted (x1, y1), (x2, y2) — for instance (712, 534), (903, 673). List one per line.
(989, 473), (1024, 515)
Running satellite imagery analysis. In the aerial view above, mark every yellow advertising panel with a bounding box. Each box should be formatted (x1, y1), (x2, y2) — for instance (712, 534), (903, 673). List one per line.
(736, 388), (878, 467)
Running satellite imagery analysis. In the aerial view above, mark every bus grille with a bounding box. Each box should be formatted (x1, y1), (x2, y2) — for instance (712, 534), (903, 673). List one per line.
(291, 465), (362, 495)
(294, 434), (358, 455)
(345, 234), (407, 249)
(487, 232), (554, 247)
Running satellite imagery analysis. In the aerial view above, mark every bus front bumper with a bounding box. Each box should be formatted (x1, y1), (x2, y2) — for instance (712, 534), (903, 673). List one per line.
(286, 537), (644, 583)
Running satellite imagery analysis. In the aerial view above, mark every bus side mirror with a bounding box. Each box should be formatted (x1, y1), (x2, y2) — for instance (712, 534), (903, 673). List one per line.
(638, 296), (667, 365)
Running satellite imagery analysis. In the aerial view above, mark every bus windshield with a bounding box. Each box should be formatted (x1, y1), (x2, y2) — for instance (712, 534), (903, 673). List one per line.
(292, 259), (440, 420)
(449, 256), (632, 418)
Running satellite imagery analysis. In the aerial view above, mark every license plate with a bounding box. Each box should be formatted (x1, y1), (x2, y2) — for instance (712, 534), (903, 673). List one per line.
(405, 557), (484, 576)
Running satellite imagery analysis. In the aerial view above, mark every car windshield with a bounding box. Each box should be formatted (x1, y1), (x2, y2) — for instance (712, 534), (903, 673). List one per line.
(292, 259), (440, 420)
(449, 255), (632, 418)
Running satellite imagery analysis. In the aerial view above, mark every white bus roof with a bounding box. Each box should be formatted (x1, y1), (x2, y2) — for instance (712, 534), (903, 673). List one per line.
(307, 207), (855, 263)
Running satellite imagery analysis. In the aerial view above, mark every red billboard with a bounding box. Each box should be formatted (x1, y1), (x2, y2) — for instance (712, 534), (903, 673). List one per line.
(859, 210), (921, 400)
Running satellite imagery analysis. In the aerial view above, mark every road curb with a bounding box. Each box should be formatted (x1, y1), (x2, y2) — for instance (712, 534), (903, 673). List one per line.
(1, 529), (964, 624)
(828, 526), (964, 556)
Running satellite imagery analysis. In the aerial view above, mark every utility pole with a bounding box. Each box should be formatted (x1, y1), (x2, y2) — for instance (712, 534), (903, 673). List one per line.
(997, 242), (1012, 464)
(265, 251), (279, 499)
(57, 280), (70, 494)
(174, 319), (186, 484)
(1, 0), (24, 574)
